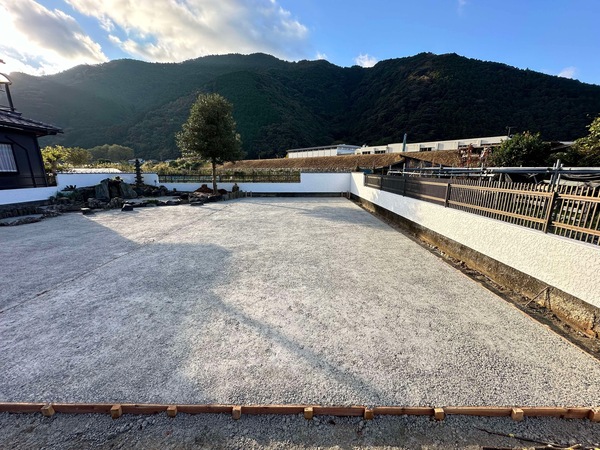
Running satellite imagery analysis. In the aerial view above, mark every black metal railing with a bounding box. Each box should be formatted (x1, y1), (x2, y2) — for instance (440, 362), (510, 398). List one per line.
(364, 174), (600, 245)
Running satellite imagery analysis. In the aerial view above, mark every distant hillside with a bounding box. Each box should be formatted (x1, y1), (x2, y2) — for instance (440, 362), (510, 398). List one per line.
(8, 52), (600, 160)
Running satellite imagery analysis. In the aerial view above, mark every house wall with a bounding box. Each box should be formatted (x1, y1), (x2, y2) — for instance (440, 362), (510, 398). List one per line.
(162, 173), (352, 194)
(0, 130), (48, 189)
(350, 172), (600, 311)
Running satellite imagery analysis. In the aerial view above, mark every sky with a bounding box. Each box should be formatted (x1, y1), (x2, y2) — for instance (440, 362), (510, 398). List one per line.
(1, 0), (599, 85)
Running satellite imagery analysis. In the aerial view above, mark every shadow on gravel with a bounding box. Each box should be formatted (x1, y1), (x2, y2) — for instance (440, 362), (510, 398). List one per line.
(242, 199), (387, 229)
(1, 214), (386, 406)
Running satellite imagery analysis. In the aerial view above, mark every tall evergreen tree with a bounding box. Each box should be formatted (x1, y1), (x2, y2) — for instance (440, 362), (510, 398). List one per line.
(176, 93), (243, 193)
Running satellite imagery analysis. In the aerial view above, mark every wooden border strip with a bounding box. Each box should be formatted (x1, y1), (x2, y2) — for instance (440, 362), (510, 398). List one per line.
(373, 407), (434, 416)
(444, 406), (511, 417)
(313, 406), (365, 417)
(0, 403), (597, 421)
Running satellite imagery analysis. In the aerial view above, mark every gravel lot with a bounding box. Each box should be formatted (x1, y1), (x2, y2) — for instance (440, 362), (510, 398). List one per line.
(1, 197), (599, 447)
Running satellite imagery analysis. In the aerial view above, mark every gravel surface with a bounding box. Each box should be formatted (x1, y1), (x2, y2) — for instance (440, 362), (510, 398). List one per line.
(1, 412), (599, 449)
(1, 197), (599, 446)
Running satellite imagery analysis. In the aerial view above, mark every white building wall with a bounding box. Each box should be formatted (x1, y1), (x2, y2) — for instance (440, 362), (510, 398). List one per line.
(0, 187), (59, 205)
(163, 173), (352, 194)
(358, 136), (507, 154)
(350, 173), (600, 308)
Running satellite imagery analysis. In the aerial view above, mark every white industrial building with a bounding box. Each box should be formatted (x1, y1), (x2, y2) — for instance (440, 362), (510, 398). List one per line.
(356, 136), (507, 155)
(287, 144), (361, 158)
(287, 137), (507, 158)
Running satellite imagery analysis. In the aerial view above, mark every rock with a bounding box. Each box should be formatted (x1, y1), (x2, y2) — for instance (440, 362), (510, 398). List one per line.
(190, 202), (204, 206)
(194, 184), (213, 194)
(95, 180), (110, 201)
(166, 200), (180, 206)
(121, 204), (134, 212)
(87, 198), (106, 209)
(146, 202), (157, 207)
(206, 195), (222, 202)
(0, 215), (43, 226)
(218, 188), (228, 195)
(106, 197), (124, 209)
(108, 179), (121, 198)
(81, 208), (93, 215)
(119, 182), (138, 199)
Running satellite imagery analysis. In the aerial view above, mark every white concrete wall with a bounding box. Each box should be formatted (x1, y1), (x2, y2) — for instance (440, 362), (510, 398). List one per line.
(162, 173), (352, 194)
(357, 136), (508, 154)
(350, 173), (600, 308)
(288, 149), (338, 158)
(56, 172), (159, 191)
(0, 187), (58, 205)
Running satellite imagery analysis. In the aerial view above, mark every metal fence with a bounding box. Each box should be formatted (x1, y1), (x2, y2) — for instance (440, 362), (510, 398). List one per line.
(158, 170), (301, 183)
(364, 174), (600, 245)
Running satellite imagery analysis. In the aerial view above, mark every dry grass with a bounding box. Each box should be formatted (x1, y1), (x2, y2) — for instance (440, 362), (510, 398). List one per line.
(220, 153), (405, 172)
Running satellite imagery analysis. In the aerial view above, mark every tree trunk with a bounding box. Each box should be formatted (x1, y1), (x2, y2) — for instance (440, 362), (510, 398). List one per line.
(211, 159), (217, 194)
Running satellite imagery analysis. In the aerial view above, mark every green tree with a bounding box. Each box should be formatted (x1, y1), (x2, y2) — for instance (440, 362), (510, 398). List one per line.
(67, 147), (92, 166)
(176, 93), (243, 193)
(490, 132), (549, 167)
(572, 115), (600, 166)
(88, 144), (135, 162)
(41, 145), (91, 174)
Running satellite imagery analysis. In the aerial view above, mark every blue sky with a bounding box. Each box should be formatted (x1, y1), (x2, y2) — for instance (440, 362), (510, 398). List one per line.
(1, 0), (599, 85)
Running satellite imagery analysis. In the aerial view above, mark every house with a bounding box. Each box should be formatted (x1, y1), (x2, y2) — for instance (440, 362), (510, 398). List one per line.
(0, 73), (62, 190)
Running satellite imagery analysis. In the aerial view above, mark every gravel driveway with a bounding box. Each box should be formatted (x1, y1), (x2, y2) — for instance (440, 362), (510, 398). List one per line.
(1, 197), (599, 447)
(2, 197), (600, 406)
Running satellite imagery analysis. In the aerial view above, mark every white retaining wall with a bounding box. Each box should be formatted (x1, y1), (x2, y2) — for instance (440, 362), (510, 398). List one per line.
(350, 173), (600, 308)
(56, 173), (160, 191)
(0, 187), (59, 205)
(162, 173), (351, 194)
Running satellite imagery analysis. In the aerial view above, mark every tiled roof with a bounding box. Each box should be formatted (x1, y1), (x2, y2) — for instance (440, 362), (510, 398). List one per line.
(0, 109), (62, 136)
(221, 153), (405, 172)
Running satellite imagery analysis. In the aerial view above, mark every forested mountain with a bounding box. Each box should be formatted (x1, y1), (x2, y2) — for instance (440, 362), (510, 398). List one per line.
(8, 52), (600, 160)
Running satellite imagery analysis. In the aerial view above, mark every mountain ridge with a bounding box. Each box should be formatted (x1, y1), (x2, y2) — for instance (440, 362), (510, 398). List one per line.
(7, 52), (600, 160)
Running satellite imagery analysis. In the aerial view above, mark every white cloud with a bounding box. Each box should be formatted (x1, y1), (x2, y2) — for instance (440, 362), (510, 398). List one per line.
(354, 53), (377, 68)
(0, 0), (107, 75)
(558, 66), (577, 79)
(65, 0), (309, 63)
(316, 51), (328, 61)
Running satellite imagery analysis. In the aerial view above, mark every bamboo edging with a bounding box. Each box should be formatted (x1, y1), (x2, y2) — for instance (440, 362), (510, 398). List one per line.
(0, 403), (598, 422)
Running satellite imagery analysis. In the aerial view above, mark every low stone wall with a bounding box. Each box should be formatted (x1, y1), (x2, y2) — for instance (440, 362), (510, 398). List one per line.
(0, 187), (58, 206)
(56, 173), (160, 191)
(350, 173), (600, 337)
(162, 173), (352, 194)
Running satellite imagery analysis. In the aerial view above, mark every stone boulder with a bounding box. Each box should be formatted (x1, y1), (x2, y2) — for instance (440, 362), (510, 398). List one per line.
(119, 182), (138, 199)
(106, 197), (124, 209)
(95, 179), (110, 201)
(194, 184), (213, 194)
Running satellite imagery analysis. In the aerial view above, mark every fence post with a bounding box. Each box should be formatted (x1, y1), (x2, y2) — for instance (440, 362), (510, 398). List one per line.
(542, 192), (557, 234)
(444, 183), (451, 208)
